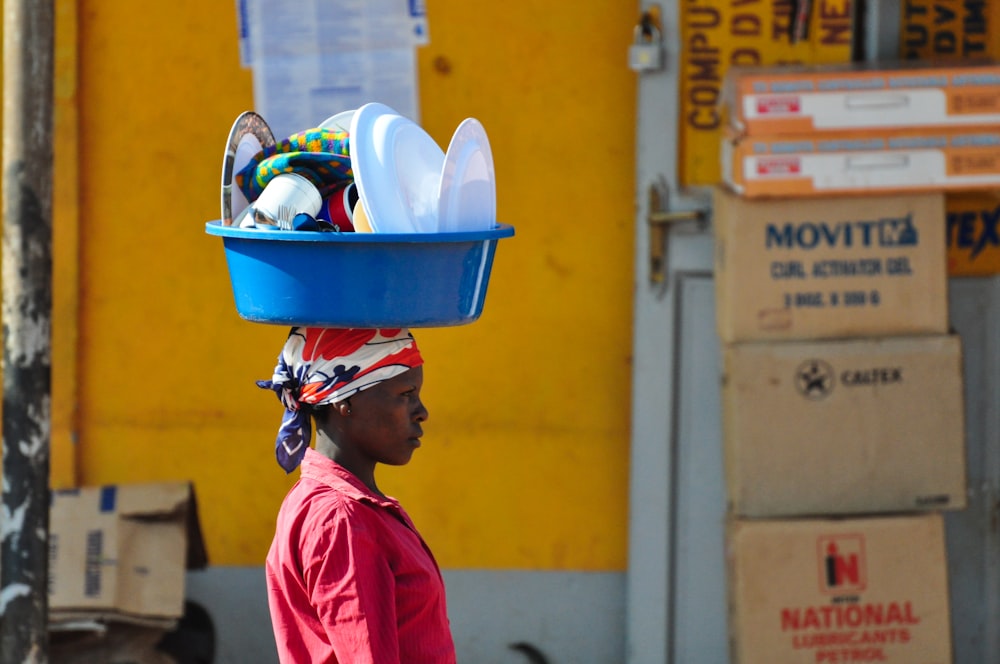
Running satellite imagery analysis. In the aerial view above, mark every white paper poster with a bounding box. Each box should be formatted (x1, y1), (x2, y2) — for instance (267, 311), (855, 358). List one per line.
(238, 0), (426, 139)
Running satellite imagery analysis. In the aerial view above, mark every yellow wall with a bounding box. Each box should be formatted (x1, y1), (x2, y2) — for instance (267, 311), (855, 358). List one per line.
(54, 0), (636, 569)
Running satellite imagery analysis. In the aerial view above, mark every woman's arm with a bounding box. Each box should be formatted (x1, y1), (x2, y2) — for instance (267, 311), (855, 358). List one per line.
(302, 506), (400, 663)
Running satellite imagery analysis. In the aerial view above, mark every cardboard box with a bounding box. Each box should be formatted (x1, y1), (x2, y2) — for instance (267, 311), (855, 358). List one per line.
(724, 61), (1000, 136)
(947, 190), (1000, 276)
(50, 623), (177, 664)
(722, 335), (966, 518)
(728, 513), (953, 664)
(48, 482), (207, 627)
(714, 187), (948, 342)
(721, 126), (1000, 197)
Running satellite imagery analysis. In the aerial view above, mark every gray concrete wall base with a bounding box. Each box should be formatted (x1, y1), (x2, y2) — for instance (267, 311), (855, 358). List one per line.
(184, 567), (626, 664)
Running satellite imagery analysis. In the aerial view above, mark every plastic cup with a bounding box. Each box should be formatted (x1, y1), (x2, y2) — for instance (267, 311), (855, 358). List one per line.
(252, 173), (322, 229)
(318, 181), (359, 232)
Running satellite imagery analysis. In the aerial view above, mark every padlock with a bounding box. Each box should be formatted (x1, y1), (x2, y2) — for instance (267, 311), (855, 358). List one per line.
(628, 19), (663, 73)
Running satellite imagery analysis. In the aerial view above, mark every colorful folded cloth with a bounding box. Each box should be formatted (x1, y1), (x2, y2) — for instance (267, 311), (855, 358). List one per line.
(235, 128), (353, 203)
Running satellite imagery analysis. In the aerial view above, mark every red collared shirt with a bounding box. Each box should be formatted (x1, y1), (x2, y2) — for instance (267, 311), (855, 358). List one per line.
(266, 448), (456, 663)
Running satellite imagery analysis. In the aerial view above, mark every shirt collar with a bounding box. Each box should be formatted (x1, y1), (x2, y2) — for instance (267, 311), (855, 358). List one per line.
(299, 447), (401, 510)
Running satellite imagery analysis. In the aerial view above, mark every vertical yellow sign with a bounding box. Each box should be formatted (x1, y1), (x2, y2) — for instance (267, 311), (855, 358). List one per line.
(900, 0), (999, 60)
(678, 0), (854, 187)
(900, 0), (1000, 275)
(947, 193), (1000, 276)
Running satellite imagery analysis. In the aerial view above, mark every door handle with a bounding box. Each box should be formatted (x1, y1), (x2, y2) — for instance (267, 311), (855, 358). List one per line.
(647, 183), (706, 285)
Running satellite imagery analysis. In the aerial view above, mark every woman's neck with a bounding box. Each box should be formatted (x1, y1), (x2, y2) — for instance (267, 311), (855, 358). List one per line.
(314, 437), (381, 495)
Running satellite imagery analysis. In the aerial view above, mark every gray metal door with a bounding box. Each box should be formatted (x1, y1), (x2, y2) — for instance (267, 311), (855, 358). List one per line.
(669, 274), (727, 662)
(945, 277), (1000, 664)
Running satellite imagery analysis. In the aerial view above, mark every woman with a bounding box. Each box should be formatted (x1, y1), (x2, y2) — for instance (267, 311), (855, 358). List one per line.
(258, 326), (456, 663)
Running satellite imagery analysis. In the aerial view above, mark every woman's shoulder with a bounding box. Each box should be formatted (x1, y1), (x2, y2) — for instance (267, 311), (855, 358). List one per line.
(286, 476), (356, 515)
(283, 476), (387, 533)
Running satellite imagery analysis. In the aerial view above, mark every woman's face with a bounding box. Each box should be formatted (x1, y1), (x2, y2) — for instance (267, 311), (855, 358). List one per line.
(344, 366), (428, 467)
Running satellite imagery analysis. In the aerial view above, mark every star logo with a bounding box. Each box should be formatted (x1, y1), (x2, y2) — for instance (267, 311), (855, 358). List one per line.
(795, 359), (834, 400)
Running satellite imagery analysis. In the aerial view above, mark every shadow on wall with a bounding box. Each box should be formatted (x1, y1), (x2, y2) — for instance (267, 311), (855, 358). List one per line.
(509, 641), (550, 663)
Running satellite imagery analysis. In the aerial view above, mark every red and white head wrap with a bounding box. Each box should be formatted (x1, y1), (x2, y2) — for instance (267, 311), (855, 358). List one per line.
(257, 327), (423, 472)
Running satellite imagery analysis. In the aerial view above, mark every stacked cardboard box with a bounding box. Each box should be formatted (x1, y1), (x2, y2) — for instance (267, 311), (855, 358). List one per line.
(728, 514), (953, 664)
(48, 482), (208, 663)
(713, 60), (996, 663)
(720, 62), (1000, 198)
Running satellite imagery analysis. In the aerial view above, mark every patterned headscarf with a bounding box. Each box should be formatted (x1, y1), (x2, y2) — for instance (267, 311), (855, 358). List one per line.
(257, 327), (424, 472)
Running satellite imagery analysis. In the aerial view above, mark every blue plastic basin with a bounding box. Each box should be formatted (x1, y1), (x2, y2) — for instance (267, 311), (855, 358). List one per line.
(206, 221), (514, 327)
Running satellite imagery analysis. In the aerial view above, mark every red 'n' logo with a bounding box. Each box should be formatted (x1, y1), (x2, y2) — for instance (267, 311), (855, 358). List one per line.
(756, 95), (801, 115)
(817, 534), (867, 594)
(755, 156), (801, 176)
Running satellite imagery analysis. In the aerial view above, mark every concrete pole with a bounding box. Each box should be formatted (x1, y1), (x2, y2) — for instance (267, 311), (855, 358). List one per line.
(1, 0), (55, 661)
